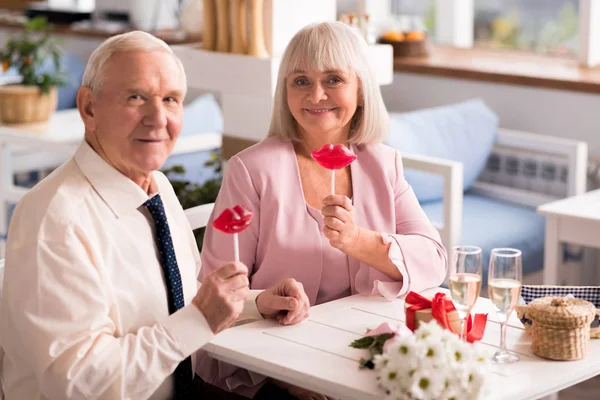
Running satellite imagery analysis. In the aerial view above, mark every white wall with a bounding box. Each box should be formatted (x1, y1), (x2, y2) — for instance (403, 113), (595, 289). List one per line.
(381, 72), (600, 160)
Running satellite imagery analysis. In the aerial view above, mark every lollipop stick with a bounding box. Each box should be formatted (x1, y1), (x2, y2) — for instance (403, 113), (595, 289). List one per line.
(331, 169), (335, 195)
(233, 232), (240, 262)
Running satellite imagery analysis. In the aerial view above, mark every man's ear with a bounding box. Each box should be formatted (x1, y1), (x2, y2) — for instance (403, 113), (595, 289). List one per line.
(77, 86), (97, 131)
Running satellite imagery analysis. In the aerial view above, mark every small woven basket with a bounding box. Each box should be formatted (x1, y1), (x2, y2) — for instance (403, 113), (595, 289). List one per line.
(516, 285), (600, 338)
(525, 297), (595, 361)
(0, 85), (57, 124)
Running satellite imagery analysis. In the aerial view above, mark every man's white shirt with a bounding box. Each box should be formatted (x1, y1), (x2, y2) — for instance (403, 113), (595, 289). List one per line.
(0, 141), (261, 400)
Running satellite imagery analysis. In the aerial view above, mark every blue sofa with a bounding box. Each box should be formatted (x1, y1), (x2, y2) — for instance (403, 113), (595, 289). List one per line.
(385, 100), (586, 285)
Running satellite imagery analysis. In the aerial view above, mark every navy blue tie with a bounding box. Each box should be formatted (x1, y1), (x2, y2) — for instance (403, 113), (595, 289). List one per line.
(144, 194), (194, 399)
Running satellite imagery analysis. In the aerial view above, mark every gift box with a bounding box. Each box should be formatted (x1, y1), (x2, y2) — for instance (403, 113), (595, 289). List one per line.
(404, 294), (461, 333)
(403, 292), (487, 343)
(516, 285), (600, 339)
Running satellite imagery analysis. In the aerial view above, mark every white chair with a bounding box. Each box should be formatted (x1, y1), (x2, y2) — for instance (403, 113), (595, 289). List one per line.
(184, 203), (214, 230)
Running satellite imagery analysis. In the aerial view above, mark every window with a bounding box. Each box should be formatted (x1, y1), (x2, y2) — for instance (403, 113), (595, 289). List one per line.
(474, 0), (579, 57)
(389, 0), (437, 39)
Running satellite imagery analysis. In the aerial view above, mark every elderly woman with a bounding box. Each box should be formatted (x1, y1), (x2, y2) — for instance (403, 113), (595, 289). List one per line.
(197, 21), (447, 399)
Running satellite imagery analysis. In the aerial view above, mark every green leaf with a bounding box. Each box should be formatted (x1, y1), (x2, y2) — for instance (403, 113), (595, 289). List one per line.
(349, 336), (375, 349)
(2, 16), (66, 91)
(162, 165), (187, 176)
(25, 16), (48, 32)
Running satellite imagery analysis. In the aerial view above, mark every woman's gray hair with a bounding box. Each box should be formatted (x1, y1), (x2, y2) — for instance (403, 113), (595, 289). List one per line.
(82, 30), (187, 95)
(268, 21), (389, 145)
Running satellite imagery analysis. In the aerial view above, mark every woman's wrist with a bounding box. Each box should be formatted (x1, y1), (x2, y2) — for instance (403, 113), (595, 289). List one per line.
(342, 226), (370, 257)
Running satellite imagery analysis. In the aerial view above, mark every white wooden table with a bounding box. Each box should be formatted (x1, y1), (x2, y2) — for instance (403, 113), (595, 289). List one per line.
(537, 189), (600, 285)
(205, 288), (600, 400)
(0, 109), (222, 256)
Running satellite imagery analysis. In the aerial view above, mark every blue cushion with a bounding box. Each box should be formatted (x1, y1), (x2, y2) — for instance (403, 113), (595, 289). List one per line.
(38, 54), (86, 110)
(57, 54), (85, 110)
(421, 193), (545, 284)
(386, 99), (499, 203)
(180, 93), (223, 137)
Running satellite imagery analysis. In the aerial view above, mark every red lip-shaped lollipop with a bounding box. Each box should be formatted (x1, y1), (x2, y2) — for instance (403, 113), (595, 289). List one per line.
(311, 144), (357, 170)
(311, 144), (357, 194)
(212, 205), (253, 262)
(212, 205), (253, 234)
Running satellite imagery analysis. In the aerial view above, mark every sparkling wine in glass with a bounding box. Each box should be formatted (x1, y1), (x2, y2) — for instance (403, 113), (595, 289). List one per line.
(488, 248), (522, 364)
(448, 246), (482, 341)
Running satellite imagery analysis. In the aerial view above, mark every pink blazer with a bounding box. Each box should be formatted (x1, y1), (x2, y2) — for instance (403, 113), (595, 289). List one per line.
(200, 137), (446, 299)
(196, 137), (447, 396)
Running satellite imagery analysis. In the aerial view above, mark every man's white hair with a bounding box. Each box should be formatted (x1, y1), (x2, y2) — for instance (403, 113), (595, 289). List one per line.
(82, 30), (187, 95)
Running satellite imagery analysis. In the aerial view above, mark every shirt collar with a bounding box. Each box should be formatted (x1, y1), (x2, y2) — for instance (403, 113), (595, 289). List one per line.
(74, 140), (157, 218)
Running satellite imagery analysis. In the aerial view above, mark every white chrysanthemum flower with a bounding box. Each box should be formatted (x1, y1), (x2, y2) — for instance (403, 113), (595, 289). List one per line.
(464, 367), (487, 397)
(414, 320), (445, 341)
(383, 390), (413, 400)
(452, 364), (487, 397)
(419, 339), (448, 369)
(450, 364), (473, 391)
(386, 336), (422, 370)
(439, 382), (467, 400)
(374, 354), (390, 370)
(471, 342), (492, 366)
(438, 325), (460, 344)
(407, 368), (445, 400)
(445, 338), (472, 367)
(376, 317), (488, 400)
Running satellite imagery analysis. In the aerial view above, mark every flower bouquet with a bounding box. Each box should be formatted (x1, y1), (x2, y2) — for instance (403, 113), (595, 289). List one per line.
(351, 321), (489, 400)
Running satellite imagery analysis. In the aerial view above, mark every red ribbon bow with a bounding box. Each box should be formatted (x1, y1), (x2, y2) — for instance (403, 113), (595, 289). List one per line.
(405, 291), (487, 343)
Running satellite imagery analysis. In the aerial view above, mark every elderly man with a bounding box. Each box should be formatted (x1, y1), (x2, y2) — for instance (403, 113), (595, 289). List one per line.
(0, 31), (309, 400)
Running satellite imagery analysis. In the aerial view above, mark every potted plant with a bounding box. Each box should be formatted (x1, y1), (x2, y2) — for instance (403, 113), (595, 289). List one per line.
(0, 16), (67, 124)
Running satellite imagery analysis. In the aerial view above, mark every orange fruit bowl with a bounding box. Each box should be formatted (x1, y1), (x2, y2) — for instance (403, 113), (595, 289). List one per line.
(379, 31), (429, 58)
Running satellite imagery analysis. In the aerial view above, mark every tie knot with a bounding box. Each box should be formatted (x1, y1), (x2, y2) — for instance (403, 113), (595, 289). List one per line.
(144, 193), (162, 209)
(144, 194), (166, 219)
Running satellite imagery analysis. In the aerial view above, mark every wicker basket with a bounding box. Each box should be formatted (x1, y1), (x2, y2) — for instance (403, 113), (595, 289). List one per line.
(0, 85), (58, 124)
(524, 297), (596, 361)
(516, 285), (600, 339)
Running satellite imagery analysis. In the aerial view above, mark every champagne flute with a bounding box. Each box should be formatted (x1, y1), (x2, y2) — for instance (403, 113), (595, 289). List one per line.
(448, 246), (482, 341)
(488, 248), (522, 364)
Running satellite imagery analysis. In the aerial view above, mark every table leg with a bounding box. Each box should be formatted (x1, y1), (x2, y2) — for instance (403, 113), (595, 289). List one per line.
(543, 216), (561, 285)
